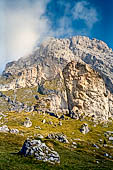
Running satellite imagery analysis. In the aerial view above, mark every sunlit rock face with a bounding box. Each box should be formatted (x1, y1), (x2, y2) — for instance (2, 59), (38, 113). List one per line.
(0, 36), (113, 121)
(63, 61), (111, 121)
(1, 36), (113, 92)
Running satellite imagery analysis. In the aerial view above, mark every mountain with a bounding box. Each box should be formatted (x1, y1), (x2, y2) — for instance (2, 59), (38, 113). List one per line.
(0, 36), (113, 169)
(1, 36), (113, 93)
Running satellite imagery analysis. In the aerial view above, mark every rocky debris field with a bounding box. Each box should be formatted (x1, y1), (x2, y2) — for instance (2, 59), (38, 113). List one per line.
(0, 103), (113, 169)
(0, 91), (34, 112)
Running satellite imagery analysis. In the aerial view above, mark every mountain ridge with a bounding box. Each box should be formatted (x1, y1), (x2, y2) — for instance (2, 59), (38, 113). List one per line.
(1, 36), (113, 93)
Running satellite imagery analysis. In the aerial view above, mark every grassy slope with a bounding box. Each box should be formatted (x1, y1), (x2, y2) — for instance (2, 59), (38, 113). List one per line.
(0, 85), (113, 169)
(0, 111), (113, 170)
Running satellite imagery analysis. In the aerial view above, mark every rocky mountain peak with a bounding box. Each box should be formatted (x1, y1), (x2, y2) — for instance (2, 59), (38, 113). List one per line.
(0, 36), (113, 93)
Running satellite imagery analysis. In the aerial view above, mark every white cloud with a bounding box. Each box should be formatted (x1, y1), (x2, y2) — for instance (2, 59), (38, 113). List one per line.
(72, 1), (99, 29)
(53, 0), (99, 38)
(0, 0), (51, 73)
(54, 16), (74, 37)
(0, 0), (100, 73)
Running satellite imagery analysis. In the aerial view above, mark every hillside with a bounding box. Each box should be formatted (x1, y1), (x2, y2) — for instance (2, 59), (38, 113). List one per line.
(0, 36), (113, 169)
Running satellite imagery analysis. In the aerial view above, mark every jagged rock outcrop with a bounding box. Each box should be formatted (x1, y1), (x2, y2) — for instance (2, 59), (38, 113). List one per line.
(1, 36), (113, 93)
(33, 60), (112, 121)
(0, 36), (113, 121)
(0, 92), (34, 112)
(63, 61), (112, 121)
(70, 36), (113, 93)
(19, 139), (60, 164)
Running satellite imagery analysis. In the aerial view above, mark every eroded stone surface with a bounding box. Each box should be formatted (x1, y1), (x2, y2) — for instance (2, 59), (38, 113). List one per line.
(1, 36), (113, 93)
(63, 61), (111, 121)
(19, 139), (60, 164)
(47, 133), (69, 143)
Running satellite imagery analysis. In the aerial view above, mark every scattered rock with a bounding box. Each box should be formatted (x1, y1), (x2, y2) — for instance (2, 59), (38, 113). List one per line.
(47, 111), (60, 118)
(54, 123), (57, 127)
(10, 128), (19, 134)
(105, 131), (113, 135)
(104, 153), (109, 157)
(108, 137), (113, 141)
(34, 134), (44, 139)
(70, 112), (79, 120)
(58, 121), (62, 126)
(92, 144), (99, 149)
(47, 133), (69, 143)
(42, 119), (46, 124)
(71, 142), (77, 148)
(93, 124), (97, 127)
(0, 125), (9, 132)
(35, 126), (41, 130)
(72, 142), (77, 145)
(23, 118), (32, 128)
(0, 113), (8, 118)
(19, 139), (60, 164)
(80, 123), (89, 134)
(60, 115), (65, 120)
(0, 92), (34, 113)
(35, 95), (39, 100)
(99, 139), (103, 143)
(96, 160), (99, 164)
(48, 121), (53, 125)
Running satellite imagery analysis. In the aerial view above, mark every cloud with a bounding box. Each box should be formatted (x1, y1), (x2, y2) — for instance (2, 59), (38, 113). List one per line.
(0, 0), (51, 73)
(0, 0), (100, 73)
(54, 16), (74, 37)
(52, 0), (99, 38)
(72, 1), (99, 29)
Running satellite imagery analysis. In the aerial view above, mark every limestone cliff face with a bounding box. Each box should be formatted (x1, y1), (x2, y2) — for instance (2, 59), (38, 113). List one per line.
(63, 61), (111, 121)
(1, 36), (113, 92)
(34, 60), (112, 121)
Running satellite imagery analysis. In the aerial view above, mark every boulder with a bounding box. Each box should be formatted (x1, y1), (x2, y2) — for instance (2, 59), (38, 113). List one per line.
(19, 139), (60, 164)
(80, 123), (89, 134)
(35, 95), (39, 100)
(34, 134), (44, 139)
(58, 121), (62, 126)
(47, 133), (69, 143)
(108, 137), (113, 141)
(35, 126), (41, 130)
(10, 129), (19, 134)
(92, 144), (99, 149)
(23, 118), (32, 128)
(71, 142), (77, 148)
(0, 125), (9, 133)
(42, 119), (46, 124)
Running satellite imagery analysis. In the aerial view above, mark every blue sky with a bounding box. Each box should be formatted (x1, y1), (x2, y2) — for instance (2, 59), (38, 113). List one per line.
(0, 0), (113, 73)
(46, 0), (113, 48)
